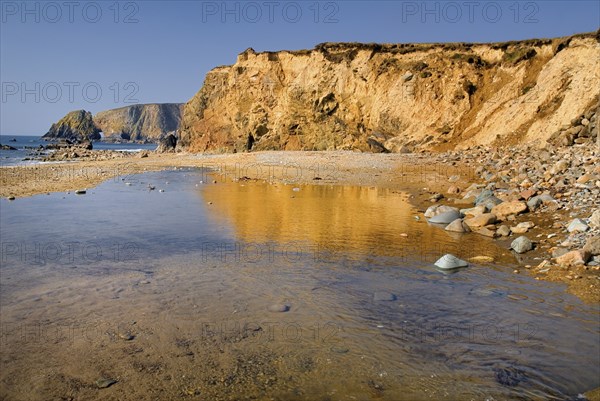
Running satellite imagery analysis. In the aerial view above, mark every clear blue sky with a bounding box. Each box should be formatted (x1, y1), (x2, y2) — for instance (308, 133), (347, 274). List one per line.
(1, 0), (599, 135)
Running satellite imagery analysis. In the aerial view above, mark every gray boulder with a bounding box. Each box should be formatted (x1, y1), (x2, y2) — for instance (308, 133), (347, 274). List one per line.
(511, 236), (533, 254)
(445, 218), (471, 233)
(475, 189), (494, 205)
(428, 210), (462, 224)
(434, 254), (469, 270)
(567, 218), (589, 233)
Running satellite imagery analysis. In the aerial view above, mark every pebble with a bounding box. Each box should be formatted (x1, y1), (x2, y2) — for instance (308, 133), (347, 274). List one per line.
(268, 304), (290, 312)
(330, 345), (350, 354)
(496, 225), (511, 236)
(469, 256), (494, 263)
(75, 189), (86, 195)
(373, 291), (396, 301)
(119, 333), (135, 341)
(7, 196), (15, 201)
(95, 378), (117, 389)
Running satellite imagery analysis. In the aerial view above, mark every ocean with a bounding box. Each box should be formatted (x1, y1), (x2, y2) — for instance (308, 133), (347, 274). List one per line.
(0, 135), (157, 166)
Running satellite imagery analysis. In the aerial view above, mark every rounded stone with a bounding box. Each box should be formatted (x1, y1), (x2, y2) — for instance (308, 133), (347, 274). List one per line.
(373, 291), (396, 301)
(428, 210), (462, 224)
(268, 304), (290, 313)
(434, 254), (468, 269)
(511, 236), (533, 254)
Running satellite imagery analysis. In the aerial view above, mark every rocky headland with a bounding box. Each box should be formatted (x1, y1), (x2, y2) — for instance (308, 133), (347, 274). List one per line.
(42, 103), (183, 144)
(42, 110), (101, 143)
(93, 103), (183, 142)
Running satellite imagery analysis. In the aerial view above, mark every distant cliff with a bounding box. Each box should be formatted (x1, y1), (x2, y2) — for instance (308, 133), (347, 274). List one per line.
(44, 103), (183, 143)
(179, 31), (599, 152)
(43, 110), (100, 142)
(94, 103), (183, 141)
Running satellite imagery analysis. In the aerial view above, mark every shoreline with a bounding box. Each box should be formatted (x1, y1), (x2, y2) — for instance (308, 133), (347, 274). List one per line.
(1, 149), (599, 304)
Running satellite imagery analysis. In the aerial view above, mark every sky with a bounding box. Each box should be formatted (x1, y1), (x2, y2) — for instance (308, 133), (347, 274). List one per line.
(1, 0), (599, 135)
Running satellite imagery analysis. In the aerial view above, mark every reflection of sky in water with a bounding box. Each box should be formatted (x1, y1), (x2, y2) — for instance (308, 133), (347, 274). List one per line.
(0, 168), (232, 265)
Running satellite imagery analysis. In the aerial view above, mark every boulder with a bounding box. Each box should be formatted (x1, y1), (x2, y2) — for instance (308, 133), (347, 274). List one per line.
(567, 218), (589, 233)
(464, 213), (497, 229)
(527, 194), (556, 211)
(480, 196), (503, 211)
(445, 218), (471, 233)
(476, 227), (498, 238)
(583, 236), (600, 256)
(491, 201), (528, 220)
(424, 204), (459, 218)
(511, 236), (533, 254)
(496, 225), (511, 237)
(461, 205), (486, 217)
(552, 247), (569, 258)
(434, 254), (468, 270)
(590, 210), (600, 228)
(519, 188), (537, 200)
(474, 189), (494, 206)
(511, 221), (535, 234)
(556, 250), (590, 266)
(428, 210), (462, 224)
(527, 196), (542, 211)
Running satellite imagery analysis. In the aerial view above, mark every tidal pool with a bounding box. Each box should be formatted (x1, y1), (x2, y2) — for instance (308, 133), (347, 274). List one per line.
(1, 168), (598, 400)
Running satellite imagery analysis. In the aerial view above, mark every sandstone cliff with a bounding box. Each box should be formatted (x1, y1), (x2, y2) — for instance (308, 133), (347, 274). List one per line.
(44, 103), (183, 143)
(43, 110), (100, 142)
(179, 31), (600, 153)
(94, 103), (183, 141)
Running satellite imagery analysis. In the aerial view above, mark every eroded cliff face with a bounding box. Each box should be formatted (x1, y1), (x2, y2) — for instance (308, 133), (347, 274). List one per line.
(180, 32), (599, 153)
(94, 103), (183, 141)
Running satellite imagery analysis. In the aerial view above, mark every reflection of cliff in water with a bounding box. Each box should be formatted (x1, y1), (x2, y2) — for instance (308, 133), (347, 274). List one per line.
(199, 181), (508, 264)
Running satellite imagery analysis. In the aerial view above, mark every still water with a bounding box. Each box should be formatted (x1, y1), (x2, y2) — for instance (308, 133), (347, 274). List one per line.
(0, 168), (598, 400)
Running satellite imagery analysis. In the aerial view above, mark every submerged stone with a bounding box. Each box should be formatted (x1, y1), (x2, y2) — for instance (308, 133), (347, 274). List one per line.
(373, 291), (396, 301)
(434, 254), (468, 269)
(268, 304), (290, 312)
